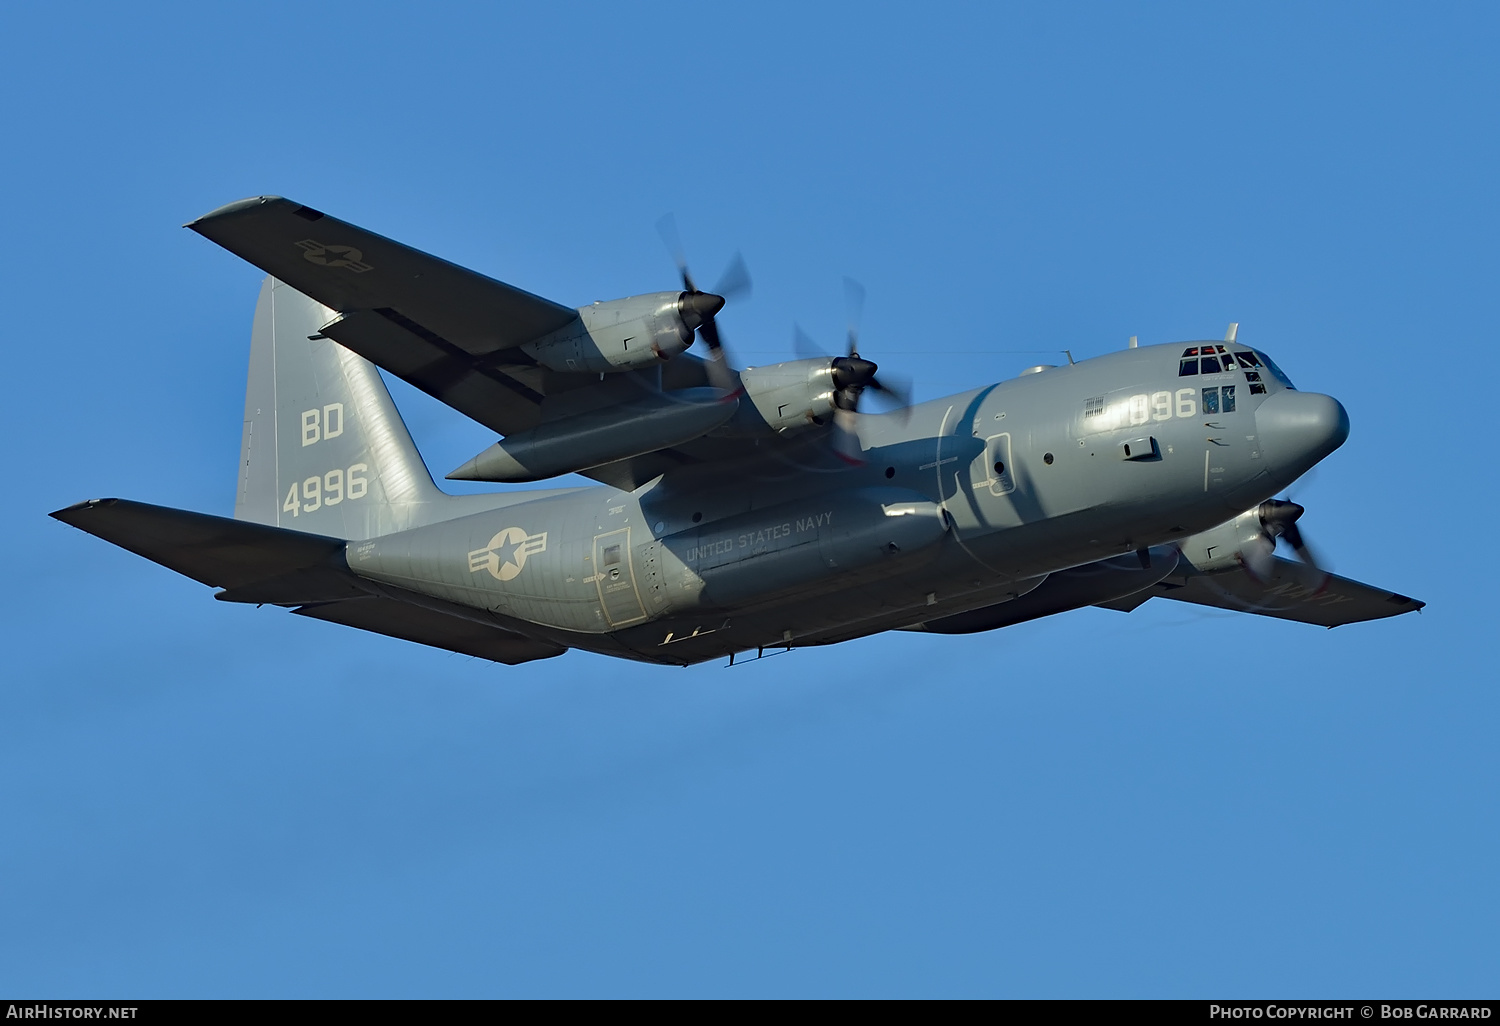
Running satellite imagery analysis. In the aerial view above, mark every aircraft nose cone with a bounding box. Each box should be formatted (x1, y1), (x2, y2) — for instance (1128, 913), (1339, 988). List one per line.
(1254, 391), (1350, 476)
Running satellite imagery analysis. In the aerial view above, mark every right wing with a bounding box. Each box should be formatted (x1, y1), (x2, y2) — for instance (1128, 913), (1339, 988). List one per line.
(1097, 555), (1425, 628)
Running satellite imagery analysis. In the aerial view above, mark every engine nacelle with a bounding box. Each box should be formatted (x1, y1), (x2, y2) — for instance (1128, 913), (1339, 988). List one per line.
(1178, 508), (1275, 573)
(723, 359), (837, 434)
(522, 292), (694, 374)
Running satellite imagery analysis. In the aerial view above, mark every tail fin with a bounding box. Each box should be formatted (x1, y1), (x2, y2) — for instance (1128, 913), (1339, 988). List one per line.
(236, 277), (452, 540)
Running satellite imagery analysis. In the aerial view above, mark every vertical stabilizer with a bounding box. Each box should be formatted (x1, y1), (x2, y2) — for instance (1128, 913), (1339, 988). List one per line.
(236, 277), (452, 540)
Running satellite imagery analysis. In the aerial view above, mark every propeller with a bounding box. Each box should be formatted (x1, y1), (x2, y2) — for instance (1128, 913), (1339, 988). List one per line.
(832, 278), (911, 413)
(656, 214), (750, 393)
(1250, 499), (1329, 590)
(796, 278), (912, 465)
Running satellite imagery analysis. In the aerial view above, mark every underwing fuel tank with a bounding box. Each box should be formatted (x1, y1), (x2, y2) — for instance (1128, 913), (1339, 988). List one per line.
(448, 388), (738, 483)
(656, 487), (951, 610)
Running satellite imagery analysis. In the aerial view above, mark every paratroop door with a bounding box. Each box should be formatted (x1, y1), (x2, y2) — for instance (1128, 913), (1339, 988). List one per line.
(592, 528), (647, 627)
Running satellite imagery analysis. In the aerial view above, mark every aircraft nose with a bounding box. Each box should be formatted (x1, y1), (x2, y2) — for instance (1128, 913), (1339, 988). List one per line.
(1254, 390), (1350, 475)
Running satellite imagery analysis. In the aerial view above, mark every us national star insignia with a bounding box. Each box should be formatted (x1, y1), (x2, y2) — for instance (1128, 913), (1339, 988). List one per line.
(468, 528), (548, 582)
(295, 238), (374, 273)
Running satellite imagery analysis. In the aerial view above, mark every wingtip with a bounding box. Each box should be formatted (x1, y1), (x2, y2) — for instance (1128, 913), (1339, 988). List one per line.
(49, 498), (118, 523)
(184, 195), (289, 230)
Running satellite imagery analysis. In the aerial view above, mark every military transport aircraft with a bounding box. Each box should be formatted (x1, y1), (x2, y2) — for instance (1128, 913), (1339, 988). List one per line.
(50, 197), (1423, 667)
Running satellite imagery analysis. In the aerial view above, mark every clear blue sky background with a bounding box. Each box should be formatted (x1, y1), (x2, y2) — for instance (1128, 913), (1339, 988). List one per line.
(2, 1), (1494, 998)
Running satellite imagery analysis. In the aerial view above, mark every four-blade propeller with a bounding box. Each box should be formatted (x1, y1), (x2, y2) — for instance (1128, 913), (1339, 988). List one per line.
(1248, 498), (1330, 589)
(795, 277), (912, 463)
(657, 220), (916, 459)
(656, 214), (750, 393)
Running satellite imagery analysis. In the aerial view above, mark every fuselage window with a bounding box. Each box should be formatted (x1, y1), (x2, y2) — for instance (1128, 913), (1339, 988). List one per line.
(1182, 346), (1201, 357)
(1178, 359), (1198, 376)
(603, 544), (622, 566)
(1236, 352), (1260, 369)
(1200, 355), (1222, 374)
(1222, 384), (1236, 412)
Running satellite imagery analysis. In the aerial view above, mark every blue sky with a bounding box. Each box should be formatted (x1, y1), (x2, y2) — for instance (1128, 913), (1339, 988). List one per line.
(1, 1), (1494, 997)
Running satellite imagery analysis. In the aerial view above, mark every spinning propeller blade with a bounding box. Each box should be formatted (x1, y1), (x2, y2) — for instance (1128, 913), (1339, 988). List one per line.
(793, 278), (916, 464)
(1255, 499), (1330, 590)
(656, 214), (750, 393)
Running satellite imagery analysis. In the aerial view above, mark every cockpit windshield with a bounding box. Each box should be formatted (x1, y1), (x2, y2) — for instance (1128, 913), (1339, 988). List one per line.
(1178, 345), (1247, 373)
(1176, 344), (1289, 395)
(1253, 350), (1296, 389)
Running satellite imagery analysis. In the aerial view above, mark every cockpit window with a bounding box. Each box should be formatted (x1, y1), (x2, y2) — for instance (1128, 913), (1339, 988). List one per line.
(1182, 345), (1261, 377)
(1254, 350), (1296, 389)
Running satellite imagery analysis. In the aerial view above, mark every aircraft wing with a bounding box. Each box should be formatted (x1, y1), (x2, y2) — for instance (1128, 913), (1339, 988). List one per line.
(187, 196), (808, 490)
(188, 196), (579, 439)
(188, 196), (577, 357)
(1097, 555), (1424, 628)
(50, 499), (565, 665)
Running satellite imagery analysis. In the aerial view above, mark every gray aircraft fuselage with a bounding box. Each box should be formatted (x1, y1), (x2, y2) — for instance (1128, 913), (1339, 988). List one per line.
(345, 342), (1344, 665)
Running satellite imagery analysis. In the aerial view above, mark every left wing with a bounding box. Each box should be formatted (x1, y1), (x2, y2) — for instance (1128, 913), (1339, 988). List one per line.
(188, 197), (818, 489)
(189, 196), (579, 439)
(188, 196), (577, 356)
(1097, 556), (1424, 627)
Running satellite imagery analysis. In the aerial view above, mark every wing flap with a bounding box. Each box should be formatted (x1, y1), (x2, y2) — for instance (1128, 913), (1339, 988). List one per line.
(188, 196), (577, 356)
(317, 309), (544, 436)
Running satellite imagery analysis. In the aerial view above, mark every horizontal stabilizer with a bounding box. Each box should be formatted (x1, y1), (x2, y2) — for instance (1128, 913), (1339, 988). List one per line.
(1099, 555), (1423, 627)
(51, 498), (569, 665)
(294, 594), (566, 665)
(50, 498), (354, 601)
